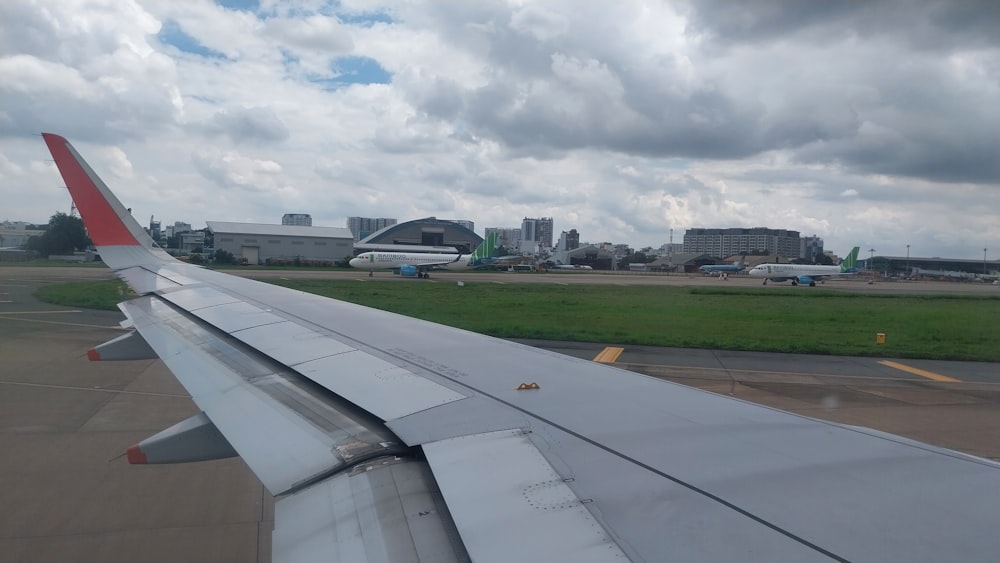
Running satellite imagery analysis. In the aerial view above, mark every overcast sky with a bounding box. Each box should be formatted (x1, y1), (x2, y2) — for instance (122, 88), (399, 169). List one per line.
(1, 0), (997, 259)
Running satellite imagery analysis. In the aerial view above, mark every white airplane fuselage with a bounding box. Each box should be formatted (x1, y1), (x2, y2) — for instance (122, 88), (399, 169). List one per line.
(747, 263), (849, 285)
(349, 251), (465, 271)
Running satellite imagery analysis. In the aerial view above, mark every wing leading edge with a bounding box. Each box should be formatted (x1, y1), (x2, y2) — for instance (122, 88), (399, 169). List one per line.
(42, 133), (1000, 562)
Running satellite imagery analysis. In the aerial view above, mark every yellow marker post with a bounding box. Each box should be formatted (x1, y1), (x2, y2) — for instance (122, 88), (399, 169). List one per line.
(593, 347), (624, 364)
(876, 333), (886, 345)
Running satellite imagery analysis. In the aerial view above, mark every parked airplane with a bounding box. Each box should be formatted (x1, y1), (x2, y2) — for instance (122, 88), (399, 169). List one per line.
(910, 267), (978, 281)
(748, 247), (861, 286)
(552, 261), (593, 270)
(41, 134), (998, 562)
(699, 257), (745, 275)
(349, 232), (497, 277)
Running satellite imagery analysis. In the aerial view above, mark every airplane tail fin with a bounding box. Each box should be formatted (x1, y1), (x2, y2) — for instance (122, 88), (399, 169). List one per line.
(840, 247), (860, 272)
(468, 232), (497, 265)
(41, 134), (173, 270)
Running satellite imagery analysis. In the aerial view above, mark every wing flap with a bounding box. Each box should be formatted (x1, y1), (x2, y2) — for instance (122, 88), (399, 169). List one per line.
(120, 295), (405, 495)
(423, 429), (629, 563)
(272, 457), (469, 563)
(160, 287), (467, 422)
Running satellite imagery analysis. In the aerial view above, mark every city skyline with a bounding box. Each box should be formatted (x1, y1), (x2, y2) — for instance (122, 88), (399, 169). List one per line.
(1, 1), (997, 260)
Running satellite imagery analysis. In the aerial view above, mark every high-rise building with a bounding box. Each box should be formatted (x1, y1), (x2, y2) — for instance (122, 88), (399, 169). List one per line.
(485, 227), (522, 250)
(282, 213), (312, 227)
(555, 229), (580, 251)
(521, 217), (554, 249)
(801, 235), (825, 263)
(683, 227), (802, 258)
(149, 216), (161, 240)
(348, 217), (397, 241)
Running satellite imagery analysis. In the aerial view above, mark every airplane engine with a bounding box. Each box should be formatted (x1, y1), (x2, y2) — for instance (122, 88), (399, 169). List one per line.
(399, 264), (418, 277)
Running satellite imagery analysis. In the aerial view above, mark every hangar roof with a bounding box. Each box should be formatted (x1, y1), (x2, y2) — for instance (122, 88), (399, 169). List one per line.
(359, 218), (482, 245)
(207, 221), (352, 239)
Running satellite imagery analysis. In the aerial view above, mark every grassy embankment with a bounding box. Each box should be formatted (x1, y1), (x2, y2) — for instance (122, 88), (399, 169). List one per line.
(35, 279), (1000, 361)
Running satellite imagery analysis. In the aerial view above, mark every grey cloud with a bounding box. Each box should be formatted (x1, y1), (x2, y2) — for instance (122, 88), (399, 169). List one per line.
(685, 0), (1000, 51)
(400, 0), (998, 186)
(0, 59), (178, 142)
(206, 107), (290, 144)
(190, 150), (281, 191)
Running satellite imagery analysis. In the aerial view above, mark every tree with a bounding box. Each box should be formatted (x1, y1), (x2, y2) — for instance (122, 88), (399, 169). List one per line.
(34, 213), (91, 256)
(213, 249), (236, 264)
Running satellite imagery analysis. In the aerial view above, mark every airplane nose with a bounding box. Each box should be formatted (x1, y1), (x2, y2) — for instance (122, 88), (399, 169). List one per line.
(349, 258), (360, 267)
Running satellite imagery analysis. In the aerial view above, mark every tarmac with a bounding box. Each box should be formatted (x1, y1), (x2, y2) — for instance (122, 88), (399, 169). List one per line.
(1, 265), (998, 562)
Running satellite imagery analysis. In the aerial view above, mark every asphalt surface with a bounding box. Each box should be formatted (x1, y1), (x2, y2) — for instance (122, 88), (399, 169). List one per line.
(2, 265), (998, 562)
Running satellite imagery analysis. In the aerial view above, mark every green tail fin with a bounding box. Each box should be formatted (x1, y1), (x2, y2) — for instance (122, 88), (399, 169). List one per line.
(469, 232), (497, 263)
(840, 246), (860, 271)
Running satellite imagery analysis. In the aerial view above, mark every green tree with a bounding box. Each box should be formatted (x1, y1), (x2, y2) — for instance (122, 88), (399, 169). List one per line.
(34, 213), (92, 256)
(213, 249), (236, 264)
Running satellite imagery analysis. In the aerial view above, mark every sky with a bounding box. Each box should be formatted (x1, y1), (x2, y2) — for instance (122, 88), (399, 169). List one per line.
(1, 0), (997, 259)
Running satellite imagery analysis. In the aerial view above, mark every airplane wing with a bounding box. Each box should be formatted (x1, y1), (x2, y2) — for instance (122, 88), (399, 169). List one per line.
(416, 255), (462, 269)
(43, 133), (999, 562)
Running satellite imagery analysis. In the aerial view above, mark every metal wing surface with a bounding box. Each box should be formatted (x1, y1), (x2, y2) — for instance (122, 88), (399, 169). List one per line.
(43, 134), (1000, 563)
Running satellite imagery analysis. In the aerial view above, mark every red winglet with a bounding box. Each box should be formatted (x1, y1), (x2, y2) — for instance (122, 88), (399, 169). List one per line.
(86, 348), (101, 361)
(41, 133), (141, 247)
(126, 444), (148, 464)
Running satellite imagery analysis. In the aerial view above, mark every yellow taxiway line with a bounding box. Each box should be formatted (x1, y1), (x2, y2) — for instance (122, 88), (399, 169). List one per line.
(878, 360), (961, 382)
(593, 346), (624, 364)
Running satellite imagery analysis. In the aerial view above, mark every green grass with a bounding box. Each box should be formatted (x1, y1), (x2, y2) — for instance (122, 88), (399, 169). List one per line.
(33, 278), (1000, 361)
(34, 279), (134, 310)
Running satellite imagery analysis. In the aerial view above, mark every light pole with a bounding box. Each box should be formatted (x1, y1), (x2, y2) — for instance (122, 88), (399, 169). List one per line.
(906, 244), (910, 277)
(985, 248), (989, 275)
(868, 248), (876, 272)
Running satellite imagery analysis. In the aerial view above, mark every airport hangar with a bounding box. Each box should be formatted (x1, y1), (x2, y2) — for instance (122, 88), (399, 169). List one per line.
(354, 217), (483, 255)
(209, 218), (484, 265)
(208, 221), (354, 265)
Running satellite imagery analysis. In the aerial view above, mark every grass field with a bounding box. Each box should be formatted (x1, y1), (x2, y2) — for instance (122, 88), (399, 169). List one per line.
(34, 278), (1000, 361)
(34, 279), (136, 310)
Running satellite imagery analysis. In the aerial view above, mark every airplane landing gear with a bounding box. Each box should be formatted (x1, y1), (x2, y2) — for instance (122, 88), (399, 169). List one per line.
(368, 271), (373, 278)
(762, 279), (768, 285)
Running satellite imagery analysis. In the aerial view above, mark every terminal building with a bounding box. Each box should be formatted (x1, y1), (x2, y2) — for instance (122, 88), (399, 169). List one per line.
(865, 255), (999, 279)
